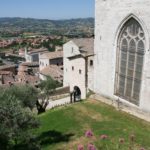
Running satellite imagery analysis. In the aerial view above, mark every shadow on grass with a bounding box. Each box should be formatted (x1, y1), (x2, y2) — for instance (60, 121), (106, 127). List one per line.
(37, 130), (74, 146)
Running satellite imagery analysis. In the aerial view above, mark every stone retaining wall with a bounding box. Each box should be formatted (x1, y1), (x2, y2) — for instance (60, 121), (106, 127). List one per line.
(46, 96), (71, 110)
(90, 94), (150, 122)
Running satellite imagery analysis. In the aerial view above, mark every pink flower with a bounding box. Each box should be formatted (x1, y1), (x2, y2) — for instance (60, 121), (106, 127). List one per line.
(78, 144), (84, 150)
(85, 130), (93, 138)
(100, 134), (108, 140)
(119, 138), (125, 144)
(140, 148), (145, 150)
(87, 143), (96, 150)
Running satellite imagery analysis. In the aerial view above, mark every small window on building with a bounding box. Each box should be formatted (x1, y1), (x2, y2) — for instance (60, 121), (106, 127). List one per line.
(72, 66), (74, 71)
(90, 60), (93, 66)
(72, 47), (74, 53)
(79, 69), (82, 74)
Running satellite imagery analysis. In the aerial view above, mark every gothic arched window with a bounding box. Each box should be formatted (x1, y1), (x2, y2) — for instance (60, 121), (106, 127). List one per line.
(115, 18), (145, 105)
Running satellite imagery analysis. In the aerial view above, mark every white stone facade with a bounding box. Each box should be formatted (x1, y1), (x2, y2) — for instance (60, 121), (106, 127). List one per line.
(39, 55), (49, 71)
(25, 48), (48, 63)
(63, 41), (86, 99)
(39, 51), (63, 71)
(94, 0), (150, 113)
(63, 39), (94, 99)
(88, 56), (94, 92)
(39, 73), (47, 81)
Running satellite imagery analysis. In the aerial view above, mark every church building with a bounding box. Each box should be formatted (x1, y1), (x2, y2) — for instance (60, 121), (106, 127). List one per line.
(94, 0), (150, 114)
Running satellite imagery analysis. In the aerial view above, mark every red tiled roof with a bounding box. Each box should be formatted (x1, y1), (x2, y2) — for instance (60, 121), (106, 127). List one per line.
(17, 74), (40, 84)
(28, 48), (48, 54)
(71, 38), (94, 56)
(20, 62), (39, 66)
(0, 65), (16, 70)
(3, 75), (15, 84)
(40, 65), (63, 82)
(0, 71), (13, 75)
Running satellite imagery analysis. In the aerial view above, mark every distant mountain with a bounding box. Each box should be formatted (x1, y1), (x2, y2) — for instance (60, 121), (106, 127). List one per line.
(0, 17), (94, 38)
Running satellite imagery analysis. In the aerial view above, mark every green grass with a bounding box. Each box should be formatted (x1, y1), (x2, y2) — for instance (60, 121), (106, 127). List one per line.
(36, 99), (150, 150)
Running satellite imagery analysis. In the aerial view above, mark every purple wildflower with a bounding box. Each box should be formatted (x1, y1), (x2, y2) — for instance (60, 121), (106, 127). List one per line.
(87, 143), (96, 150)
(77, 144), (84, 150)
(140, 148), (145, 150)
(100, 134), (108, 140)
(85, 130), (93, 138)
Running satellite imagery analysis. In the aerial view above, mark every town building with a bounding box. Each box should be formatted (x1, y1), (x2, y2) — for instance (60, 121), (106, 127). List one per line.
(63, 38), (94, 100)
(25, 48), (48, 62)
(39, 51), (63, 82)
(19, 48), (25, 57)
(17, 62), (40, 84)
(0, 64), (17, 74)
(39, 65), (63, 83)
(94, 0), (150, 115)
(0, 71), (15, 84)
(0, 52), (5, 58)
(0, 62), (40, 86)
(39, 51), (63, 71)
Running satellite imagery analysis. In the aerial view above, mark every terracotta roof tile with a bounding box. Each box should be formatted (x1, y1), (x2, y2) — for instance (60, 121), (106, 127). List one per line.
(0, 65), (16, 70)
(72, 38), (94, 56)
(0, 71), (13, 75)
(40, 65), (63, 82)
(28, 48), (48, 54)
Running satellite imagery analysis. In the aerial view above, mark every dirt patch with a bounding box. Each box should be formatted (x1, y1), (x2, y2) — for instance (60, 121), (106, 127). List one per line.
(73, 104), (103, 122)
(87, 99), (108, 107)
(86, 99), (101, 105)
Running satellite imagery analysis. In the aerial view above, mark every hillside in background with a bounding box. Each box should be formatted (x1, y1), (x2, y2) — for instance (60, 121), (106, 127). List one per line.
(0, 17), (94, 38)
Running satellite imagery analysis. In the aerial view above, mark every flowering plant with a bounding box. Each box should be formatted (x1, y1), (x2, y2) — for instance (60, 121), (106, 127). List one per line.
(77, 144), (84, 150)
(85, 130), (93, 138)
(100, 134), (108, 140)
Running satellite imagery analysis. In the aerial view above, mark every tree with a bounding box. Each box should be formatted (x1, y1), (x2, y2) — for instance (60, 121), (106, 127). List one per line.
(37, 77), (61, 114)
(0, 90), (40, 150)
(4, 85), (39, 111)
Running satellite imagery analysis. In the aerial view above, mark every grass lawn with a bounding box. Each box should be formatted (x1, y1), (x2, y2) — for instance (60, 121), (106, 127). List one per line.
(36, 99), (150, 150)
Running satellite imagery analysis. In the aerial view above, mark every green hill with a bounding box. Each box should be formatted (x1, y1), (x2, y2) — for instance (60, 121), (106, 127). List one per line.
(0, 17), (94, 38)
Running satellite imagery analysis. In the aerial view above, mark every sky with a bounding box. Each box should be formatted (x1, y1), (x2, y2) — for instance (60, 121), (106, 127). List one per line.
(0, 0), (94, 20)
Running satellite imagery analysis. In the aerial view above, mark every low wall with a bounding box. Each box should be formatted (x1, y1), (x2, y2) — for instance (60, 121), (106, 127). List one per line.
(46, 96), (70, 110)
(90, 94), (150, 122)
(49, 93), (69, 101)
(50, 86), (70, 96)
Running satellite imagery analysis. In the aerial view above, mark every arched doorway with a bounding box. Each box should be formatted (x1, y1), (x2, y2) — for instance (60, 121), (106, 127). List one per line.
(73, 86), (81, 102)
